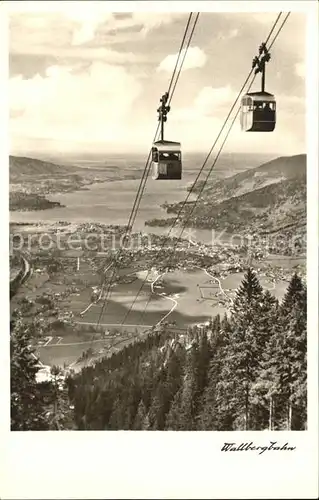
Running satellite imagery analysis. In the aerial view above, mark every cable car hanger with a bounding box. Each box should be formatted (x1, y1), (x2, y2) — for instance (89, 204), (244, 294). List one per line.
(253, 42), (271, 93)
(240, 42), (276, 132)
(151, 92), (182, 180)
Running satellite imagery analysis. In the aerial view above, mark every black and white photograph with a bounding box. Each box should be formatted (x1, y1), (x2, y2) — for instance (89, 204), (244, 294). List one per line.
(2, 0), (318, 498)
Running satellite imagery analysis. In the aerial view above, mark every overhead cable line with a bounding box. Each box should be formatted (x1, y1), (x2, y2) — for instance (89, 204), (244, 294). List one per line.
(122, 12), (288, 326)
(92, 13), (199, 331)
(169, 13), (200, 104)
(138, 12), (291, 326)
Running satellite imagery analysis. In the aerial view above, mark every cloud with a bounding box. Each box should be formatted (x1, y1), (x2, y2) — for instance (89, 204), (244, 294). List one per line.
(157, 47), (207, 73)
(10, 62), (142, 146)
(9, 8), (184, 49)
(194, 85), (236, 114)
(171, 85), (236, 123)
(219, 28), (239, 40)
(8, 9), (305, 156)
(12, 44), (145, 65)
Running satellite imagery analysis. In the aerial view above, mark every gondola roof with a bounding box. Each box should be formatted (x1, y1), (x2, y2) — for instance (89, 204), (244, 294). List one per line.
(153, 140), (181, 151)
(243, 91), (275, 100)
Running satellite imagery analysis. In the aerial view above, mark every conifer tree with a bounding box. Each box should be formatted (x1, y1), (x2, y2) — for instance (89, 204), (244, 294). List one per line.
(250, 291), (279, 430)
(148, 390), (165, 430)
(108, 397), (124, 430)
(11, 317), (49, 430)
(256, 275), (307, 430)
(282, 277), (307, 429)
(281, 273), (304, 314)
(215, 269), (264, 430)
(198, 319), (231, 430)
(133, 399), (148, 430)
(196, 331), (211, 403)
(212, 314), (221, 335)
(165, 386), (184, 430)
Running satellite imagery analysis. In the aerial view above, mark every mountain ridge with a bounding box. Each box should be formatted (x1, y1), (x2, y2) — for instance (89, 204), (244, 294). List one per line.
(9, 155), (77, 178)
(194, 154), (306, 204)
(146, 153), (306, 252)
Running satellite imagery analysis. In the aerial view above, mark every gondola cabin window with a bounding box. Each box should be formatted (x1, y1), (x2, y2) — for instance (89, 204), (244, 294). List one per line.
(159, 152), (181, 161)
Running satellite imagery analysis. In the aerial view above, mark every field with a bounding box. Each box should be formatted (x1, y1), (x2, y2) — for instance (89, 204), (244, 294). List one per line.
(11, 242), (304, 369)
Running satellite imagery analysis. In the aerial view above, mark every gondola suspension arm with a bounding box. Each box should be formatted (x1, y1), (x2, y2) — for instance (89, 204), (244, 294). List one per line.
(157, 91), (170, 141)
(252, 42), (271, 93)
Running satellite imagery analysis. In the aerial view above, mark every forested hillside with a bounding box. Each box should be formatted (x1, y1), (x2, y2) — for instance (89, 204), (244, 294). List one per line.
(146, 154), (307, 249)
(9, 155), (74, 178)
(65, 270), (307, 431)
(10, 269), (307, 432)
(191, 153), (306, 203)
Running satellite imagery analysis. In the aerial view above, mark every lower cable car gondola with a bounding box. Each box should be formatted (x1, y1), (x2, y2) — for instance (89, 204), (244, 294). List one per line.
(241, 42), (276, 132)
(152, 140), (182, 180)
(152, 91), (182, 180)
(240, 91), (276, 132)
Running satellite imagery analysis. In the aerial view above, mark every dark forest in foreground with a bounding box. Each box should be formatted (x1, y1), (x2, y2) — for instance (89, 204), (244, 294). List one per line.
(11, 269), (306, 431)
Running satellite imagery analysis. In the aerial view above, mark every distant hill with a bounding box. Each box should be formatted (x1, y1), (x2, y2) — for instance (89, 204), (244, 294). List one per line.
(9, 155), (75, 178)
(193, 154), (306, 204)
(9, 154), (142, 182)
(188, 176), (306, 231)
(146, 154), (307, 253)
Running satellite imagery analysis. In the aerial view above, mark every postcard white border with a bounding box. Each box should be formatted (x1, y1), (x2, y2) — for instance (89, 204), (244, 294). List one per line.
(1, 2), (318, 499)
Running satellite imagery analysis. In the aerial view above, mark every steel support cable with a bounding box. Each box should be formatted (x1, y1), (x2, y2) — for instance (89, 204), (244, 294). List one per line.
(138, 13), (291, 326)
(100, 12), (193, 269)
(268, 12), (290, 49)
(97, 10), (284, 324)
(123, 11), (195, 234)
(168, 13), (194, 97)
(136, 88), (253, 327)
(73, 12), (290, 330)
(121, 12), (284, 326)
(95, 123), (158, 316)
(117, 12), (195, 240)
(172, 12), (291, 236)
(92, 13), (197, 330)
(95, 13), (196, 326)
(121, 10), (284, 250)
(168, 13), (200, 104)
(116, 12), (196, 242)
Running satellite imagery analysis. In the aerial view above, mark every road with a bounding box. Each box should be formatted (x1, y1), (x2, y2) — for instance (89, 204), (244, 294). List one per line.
(200, 267), (234, 307)
(151, 272), (178, 327)
(21, 254), (32, 281)
(77, 321), (152, 329)
(79, 262), (114, 316)
(40, 337), (117, 348)
(10, 251), (32, 298)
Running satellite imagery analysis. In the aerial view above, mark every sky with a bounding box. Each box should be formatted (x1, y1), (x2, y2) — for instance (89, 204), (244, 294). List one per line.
(6, 2), (307, 157)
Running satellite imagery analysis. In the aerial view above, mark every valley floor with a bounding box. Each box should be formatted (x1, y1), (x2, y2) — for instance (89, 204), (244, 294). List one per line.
(10, 221), (305, 371)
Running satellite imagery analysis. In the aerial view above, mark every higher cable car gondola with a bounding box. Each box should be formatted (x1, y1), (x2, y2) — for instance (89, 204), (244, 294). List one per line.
(152, 140), (182, 180)
(240, 42), (276, 132)
(152, 92), (182, 180)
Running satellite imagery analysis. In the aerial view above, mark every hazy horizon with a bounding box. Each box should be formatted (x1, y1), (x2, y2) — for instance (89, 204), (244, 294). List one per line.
(10, 149), (306, 162)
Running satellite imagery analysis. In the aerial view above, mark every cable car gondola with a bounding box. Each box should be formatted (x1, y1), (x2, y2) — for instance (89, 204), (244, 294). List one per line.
(152, 140), (182, 180)
(240, 42), (276, 132)
(240, 91), (276, 132)
(152, 92), (182, 180)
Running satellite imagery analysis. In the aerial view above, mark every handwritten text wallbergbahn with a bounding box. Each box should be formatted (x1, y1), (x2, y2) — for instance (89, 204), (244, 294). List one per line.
(221, 442), (296, 455)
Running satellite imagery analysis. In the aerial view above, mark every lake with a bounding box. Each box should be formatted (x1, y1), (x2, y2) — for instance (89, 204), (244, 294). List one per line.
(10, 152), (276, 234)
